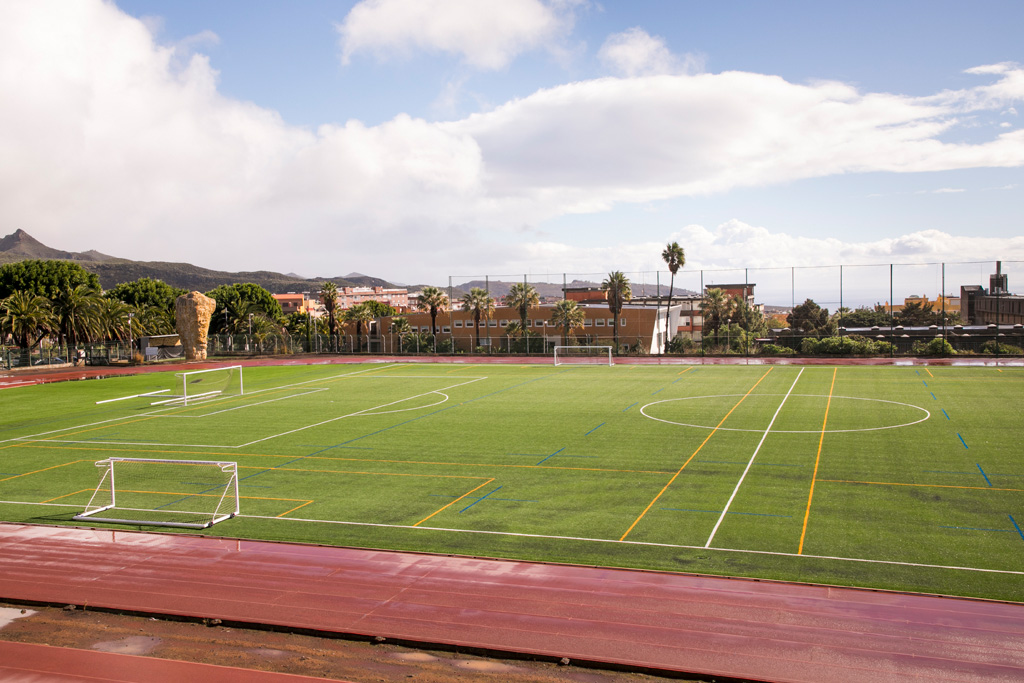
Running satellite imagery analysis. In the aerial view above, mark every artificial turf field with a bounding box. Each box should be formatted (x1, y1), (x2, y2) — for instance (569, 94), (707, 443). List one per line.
(1, 361), (1022, 602)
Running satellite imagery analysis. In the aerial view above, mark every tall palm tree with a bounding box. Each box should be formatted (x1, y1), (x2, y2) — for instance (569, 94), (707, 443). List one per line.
(391, 317), (412, 352)
(503, 283), (539, 335)
(1, 291), (54, 365)
(416, 286), (448, 338)
(344, 303), (374, 352)
(460, 287), (495, 349)
(95, 298), (134, 342)
(550, 299), (585, 346)
(319, 282), (340, 338)
(601, 271), (632, 354)
(51, 284), (102, 350)
(660, 242), (685, 354)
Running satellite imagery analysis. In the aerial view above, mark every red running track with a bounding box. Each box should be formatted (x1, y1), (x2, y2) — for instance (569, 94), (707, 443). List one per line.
(1, 524), (1023, 682)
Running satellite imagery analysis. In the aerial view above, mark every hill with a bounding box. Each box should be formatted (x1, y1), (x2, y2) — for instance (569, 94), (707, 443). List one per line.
(0, 230), (396, 293)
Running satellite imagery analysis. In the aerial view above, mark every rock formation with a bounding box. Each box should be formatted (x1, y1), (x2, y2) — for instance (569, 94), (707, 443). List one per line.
(175, 291), (217, 360)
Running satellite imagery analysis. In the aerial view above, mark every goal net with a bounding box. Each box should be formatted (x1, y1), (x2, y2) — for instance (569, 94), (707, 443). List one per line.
(553, 345), (614, 366)
(150, 365), (244, 406)
(72, 458), (240, 529)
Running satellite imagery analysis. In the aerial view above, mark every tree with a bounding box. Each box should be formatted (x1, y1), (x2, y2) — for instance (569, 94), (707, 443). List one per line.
(787, 299), (831, 336)
(105, 278), (185, 315)
(416, 286), (448, 338)
(1, 291), (54, 363)
(50, 284), (102, 349)
(319, 282), (340, 338)
(390, 317), (412, 351)
(344, 303), (374, 352)
(895, 301), (936, 327)
(837, 305), (891, 328)
(461, 287), (495, 349)
(95, 298), (134, 342)
(550, 299), (585, 346)
(700, 288), (730, 336)
(0, 259), (100, 300)
(660, 242), (685, 354)
(361, 300), (397, 318)
(503, 283), (539, 335)
(205, 283), (283, 322)
(601, 271), (632, 354)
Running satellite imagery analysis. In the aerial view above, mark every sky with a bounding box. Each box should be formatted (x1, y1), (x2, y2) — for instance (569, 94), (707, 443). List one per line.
(1, 0), (1022, 305)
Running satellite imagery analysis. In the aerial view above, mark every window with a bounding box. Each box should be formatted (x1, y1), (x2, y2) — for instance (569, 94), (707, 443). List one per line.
(442, 326), (451, 333)
(535, 319), (545, 327)
(621, 317), (626, 326)
(595, 319), (605, 327)
(454, 320), (463, 328)
(488, 320), (497, 327)
(585, 319), (593, 327)
(499, 320), (508, 326)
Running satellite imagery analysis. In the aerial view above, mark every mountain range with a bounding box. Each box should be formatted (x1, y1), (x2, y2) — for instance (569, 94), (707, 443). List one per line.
(0, 229), (395, 293)
(0, 229), (696, 300)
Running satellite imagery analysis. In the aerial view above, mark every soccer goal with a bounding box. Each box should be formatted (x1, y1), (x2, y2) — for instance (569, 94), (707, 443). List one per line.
(72, 458), (240, 529)
(553, 345), (614, 366)
(150, 364), (244, 406)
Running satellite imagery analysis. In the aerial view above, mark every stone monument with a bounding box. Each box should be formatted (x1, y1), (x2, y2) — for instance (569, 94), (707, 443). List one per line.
(175, 291), (217, 360)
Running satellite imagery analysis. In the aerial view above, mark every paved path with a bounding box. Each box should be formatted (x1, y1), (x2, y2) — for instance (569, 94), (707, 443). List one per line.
(1, 523), (1022, 682)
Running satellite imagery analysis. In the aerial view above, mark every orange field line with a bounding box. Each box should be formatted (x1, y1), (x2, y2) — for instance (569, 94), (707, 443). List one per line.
(414, 478), (496, 527)
(618, 367), (775, 542)
(798, 367), (836, 555)
(276, 500), (314, 517)
(0, 460), (91, 483)
(820, 479), (1024, 492)
(238, 465), (489, 480)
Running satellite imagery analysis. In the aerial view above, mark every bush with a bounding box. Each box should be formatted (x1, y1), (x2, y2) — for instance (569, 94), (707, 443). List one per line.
(801, 334), (893, 356)
(757, 343), (796, 357)
(980, 340), (1023, 355)
(667, 335), (698, 354)
(911, 337), (955, 356)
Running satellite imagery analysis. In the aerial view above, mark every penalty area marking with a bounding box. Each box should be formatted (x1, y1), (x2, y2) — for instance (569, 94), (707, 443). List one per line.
(641, 394), (930, 433)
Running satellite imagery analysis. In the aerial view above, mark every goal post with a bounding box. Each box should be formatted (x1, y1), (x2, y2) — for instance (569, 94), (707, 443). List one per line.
(553, 345), (614, 366)
(72, 458), (240, 529)
(151, 364), (244, 406)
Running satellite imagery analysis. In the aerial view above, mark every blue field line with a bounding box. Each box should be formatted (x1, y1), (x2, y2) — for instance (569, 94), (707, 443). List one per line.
(660, 507), (792, 518)
(922, 380), (928, 386)
(977, 463), (993, 487)
(958, 433), (969, 449)
(584, 422), (605, 436)
(535, 447), (565, 465)
(459, 486), (502, 513)
(651, 387), (664, 395)
(942, 409), (950, 420)
(940, 525), (1014, 533)
(431, 493), (537, 503)
(1009, 515), (1024, 541)
(915, 370), (920, 376)
(623, 402), (638, 412)
(930, 392), (937, 400)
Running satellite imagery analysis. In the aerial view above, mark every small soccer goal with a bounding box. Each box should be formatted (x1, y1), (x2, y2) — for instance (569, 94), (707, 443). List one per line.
(553, 345), (614, 366)
(72, 458), (240, 529)
(151, 364), (244, 406)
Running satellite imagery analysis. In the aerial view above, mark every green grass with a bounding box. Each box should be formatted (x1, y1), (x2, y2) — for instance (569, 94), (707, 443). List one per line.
(2, 361), (1022, 602)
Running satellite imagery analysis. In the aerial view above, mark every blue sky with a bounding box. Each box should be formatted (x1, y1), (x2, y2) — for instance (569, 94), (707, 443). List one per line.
(2, 1), (1022, 304)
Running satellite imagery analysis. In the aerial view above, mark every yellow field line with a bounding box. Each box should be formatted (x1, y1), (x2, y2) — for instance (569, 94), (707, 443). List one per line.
(798, 367), (836, 555)
(619, 367), (775, 542)
(0, 460), (91, 483)
(240, 465), (487, 480)
(678, 367), (695, 376)
(414, 478), (495, 527)
(820, 479), (1024, 492)
(925, 368), (934, 378)
(277, 500), (314, 517)
(20, 444), (671, 475)
(41, 489), (92, 504)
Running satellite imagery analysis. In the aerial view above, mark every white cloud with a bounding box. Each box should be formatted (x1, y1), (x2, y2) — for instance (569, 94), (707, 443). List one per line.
(1, 1), (1022, 286)
(337, 0), (575, 69)
(598, 27), (702, 77)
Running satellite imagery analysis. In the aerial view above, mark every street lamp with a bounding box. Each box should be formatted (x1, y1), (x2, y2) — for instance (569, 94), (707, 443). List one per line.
(128, 311), (134, 363)
(726, 317), (732, 353)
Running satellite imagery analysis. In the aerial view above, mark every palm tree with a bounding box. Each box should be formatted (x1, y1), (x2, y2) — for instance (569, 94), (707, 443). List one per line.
(550, 299), (585, 346)
(503, 283), (539, 336)
(1, 291), (54, 365)
(391, 317), (412, 352)
(51, 284), (102, 350)
(416, 286), (448, 339)
(344, 303), (374, 352)
(660, 242), (685, 354)
(95, 298), (134, 342)
(601, 271), (632, 354)
(460, 287), (495, 349)
(319, 282), (340, 339)
(700, 287), (730, 338)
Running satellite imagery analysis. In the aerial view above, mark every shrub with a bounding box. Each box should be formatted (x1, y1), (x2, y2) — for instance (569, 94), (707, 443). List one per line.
(758, 343), (796, 357)
(911, 337), (955, 356)
(980, 340), (1023, 355)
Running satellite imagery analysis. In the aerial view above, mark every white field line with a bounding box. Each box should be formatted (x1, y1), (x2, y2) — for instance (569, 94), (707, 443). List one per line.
(235, 377), (487, 448)
(234, 513), (1024, 578)
(704, 368), (804, 549)
(154, 388), (329, 418)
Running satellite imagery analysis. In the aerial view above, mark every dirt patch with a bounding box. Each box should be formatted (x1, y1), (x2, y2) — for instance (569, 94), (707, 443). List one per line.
(0, 603), (700, 683)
